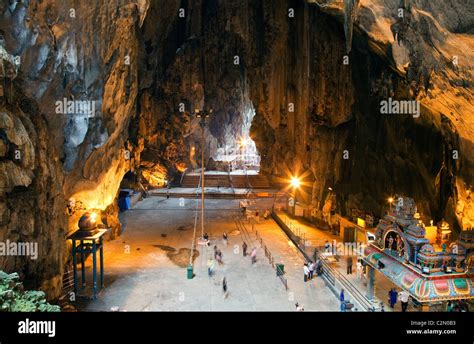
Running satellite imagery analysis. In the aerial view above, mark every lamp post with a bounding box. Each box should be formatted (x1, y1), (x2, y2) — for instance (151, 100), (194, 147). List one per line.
(272, 176), (301, 211)
(388, 197), (394, 211)
(196, 108), (212, 239)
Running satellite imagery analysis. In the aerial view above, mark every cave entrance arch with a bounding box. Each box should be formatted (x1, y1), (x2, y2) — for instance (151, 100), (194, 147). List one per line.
(212, 102), (260, 173)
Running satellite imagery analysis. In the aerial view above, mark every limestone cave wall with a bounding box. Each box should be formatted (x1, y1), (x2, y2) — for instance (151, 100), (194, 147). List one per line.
(0, 0), (472, 299)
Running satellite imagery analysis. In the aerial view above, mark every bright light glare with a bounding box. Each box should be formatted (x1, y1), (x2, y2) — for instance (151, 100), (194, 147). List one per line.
(290, 177), (300, 188)
(388, 197), (394, 203)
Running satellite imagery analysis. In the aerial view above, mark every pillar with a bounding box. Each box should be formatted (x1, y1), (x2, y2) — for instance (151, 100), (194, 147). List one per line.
(366, 266), (376, 300)
(414, 246), (419, 265)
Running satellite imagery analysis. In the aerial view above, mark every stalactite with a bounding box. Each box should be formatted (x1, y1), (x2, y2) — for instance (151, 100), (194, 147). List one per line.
(343, 0), (360, 54)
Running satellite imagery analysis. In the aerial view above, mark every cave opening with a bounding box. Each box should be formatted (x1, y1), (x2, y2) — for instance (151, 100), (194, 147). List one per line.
(212, 103), (261, 173)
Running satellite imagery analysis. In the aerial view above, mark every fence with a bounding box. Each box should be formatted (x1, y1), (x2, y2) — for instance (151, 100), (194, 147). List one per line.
(243, 219), (288, 291)
(272, 211), (373, 311)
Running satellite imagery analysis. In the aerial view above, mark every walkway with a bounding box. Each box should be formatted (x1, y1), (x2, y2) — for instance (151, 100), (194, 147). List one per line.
(273, 211), (413, 312)
(77, 197), (339, 311)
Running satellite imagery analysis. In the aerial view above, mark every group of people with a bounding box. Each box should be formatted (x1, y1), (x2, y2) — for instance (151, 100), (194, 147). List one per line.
(242, 241), (257, 264)
(447, 300), (470, 312)
(203, 232), (261, 300)
(303, 260), (322, 282)
(346, 256), (365, 279)
(388, 288), (410, 312)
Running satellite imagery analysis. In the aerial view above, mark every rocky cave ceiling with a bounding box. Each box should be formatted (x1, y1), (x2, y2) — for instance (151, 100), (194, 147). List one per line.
(0, 0), (472, 298)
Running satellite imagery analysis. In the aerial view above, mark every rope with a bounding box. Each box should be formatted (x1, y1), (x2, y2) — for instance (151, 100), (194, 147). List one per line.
(189, 173), (202, 266)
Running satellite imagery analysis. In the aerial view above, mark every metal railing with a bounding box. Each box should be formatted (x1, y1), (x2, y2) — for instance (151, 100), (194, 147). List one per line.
(179, 168), (187, 186)
(272, 211), (373, 311)
(238, 216), (288, 291)
(314, 249), (372, 311)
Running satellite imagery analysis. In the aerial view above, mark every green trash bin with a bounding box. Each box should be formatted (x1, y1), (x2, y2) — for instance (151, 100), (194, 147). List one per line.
(187, 264), (194, 279)
(276, 263), (284, 276)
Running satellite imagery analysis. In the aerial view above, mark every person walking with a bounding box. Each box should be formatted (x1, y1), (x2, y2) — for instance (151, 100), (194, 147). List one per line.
(303, 263), (310, 282)
(316, 259), (323, 276)
(356, 259), (363, 279)
(388, 288), (398, 308)
(346, 256), (353, 275)
(222, 277), (228, 299)
(207, 258), (214, 277)
(399, 290), (409, 312)
(324, 240), (331, 254)
(223, 232), (228, 246)
(216, 250), (223, 266)
(339, 289), (346, 312)
(308, 261), (315, 280)
(295, 303), (304, 311)
(250, 247), (257, 264)
(242, 241), (248, 257)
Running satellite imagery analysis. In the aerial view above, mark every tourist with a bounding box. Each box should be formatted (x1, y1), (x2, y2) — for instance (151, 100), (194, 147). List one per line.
(263, 209), (270, 219)
(222, 277), (228, 299)
(214, 245), (218, 259)
(251, 247), (257, 264)
(447, 301), (453, 312)
(303, 263), (310, 282)
(339, 289), (346, 312)
(203, 233), (210, 246)
(207, 258), (214, 277)
(324, 240), (331, 253)
(356, 259), (363, 279)
(219, 250), (224, 265)
(242, 242), (248, 257)
(346, 256), (353, 275)
(399, 290), (409, 312)
(223, 232), (228, 246)
(388, 288), (398, 308)
(316, 259), (323, 276)
(295, 302), (304, 311)
(459, 299), (469, 312)
(308, 261), (315, 280)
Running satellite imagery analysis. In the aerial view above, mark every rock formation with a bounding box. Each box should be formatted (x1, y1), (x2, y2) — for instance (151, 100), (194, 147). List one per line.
(0, 0), (472, 299)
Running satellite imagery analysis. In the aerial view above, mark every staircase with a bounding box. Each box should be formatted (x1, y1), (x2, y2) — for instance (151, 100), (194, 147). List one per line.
(181, 173), (271, 189)
(229, 175), (248, 188)
(248, 174), (272, 189)
(181, 174), (231, 188)
(181, 174), (200, 188)
(230, 174), (272, 189)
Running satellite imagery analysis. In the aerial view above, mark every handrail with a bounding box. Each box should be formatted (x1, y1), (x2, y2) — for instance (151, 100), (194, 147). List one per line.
(239, 215), (288, 291)
(315, 249), (372, 311)
(179, 167), (188, 186)
(272, 211), (373, 311)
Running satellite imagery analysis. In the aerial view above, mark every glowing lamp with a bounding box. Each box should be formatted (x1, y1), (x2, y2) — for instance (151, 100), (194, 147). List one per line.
(290, 177), (300, 188)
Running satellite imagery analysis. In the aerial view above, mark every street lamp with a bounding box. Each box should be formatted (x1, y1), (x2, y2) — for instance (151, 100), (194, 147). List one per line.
(195, 108), (212, 240)
(272, 175), (301, 211)
(388, 197), (394, 211)
(290, 176), (301, 188)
